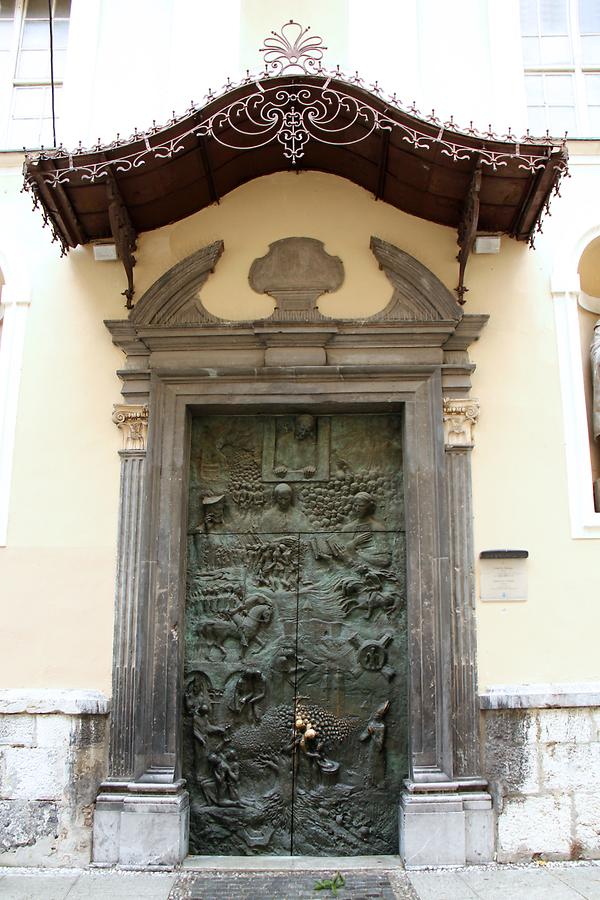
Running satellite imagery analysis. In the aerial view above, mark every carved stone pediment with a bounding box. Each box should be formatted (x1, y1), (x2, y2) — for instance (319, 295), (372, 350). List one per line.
(129, 241), (224, 326)
(368, 237), (462, 322)
(122, 236), (465, 329)
(249, 237), (344, 318)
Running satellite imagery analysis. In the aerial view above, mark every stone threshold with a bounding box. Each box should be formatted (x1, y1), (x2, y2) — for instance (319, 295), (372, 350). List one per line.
(182, 855), (403, 871)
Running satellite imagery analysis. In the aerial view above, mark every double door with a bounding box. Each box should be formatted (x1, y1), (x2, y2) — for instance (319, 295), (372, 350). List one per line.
(183, 413), (407, 855)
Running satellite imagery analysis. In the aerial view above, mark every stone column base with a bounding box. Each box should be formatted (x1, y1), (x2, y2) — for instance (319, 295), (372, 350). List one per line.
(400, 790), (494, 867)
(93, 788), (189, 866)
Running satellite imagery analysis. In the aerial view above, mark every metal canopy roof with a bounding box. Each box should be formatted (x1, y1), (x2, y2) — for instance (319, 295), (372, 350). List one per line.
(22, 22), (568, 306)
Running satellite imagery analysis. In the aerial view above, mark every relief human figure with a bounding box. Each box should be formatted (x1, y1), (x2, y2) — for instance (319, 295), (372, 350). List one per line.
(207, 747), (241, 806)
(227, 667), (267, 722)
(199, 595), (272, 659)
(359, 700), (390, 784)
(273, 414), (318, 478)
(338, 492), (391, 569)
(184, 675), (231, 801)
(260, 482), (310, 533)
(190, 494), (229, 569)
(293, 716), (340, 775)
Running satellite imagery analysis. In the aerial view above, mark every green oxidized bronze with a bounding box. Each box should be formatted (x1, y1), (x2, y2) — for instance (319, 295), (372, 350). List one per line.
(184, 413), (408, 855)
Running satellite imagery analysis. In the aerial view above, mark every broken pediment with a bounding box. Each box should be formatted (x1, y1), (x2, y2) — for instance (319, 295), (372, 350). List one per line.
(129, 241), (224, 326)
(368, 237), (463, 323)
(121, 236), (464, 329)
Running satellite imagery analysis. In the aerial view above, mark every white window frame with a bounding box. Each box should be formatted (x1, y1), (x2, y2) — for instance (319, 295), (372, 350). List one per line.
(552, 213), (600, 539)
(0, 0), (70, 150)
(522, 0), (600, 137)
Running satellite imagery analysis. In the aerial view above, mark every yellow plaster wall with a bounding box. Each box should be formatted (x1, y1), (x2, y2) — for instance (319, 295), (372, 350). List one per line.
(1, 166), (599, 694)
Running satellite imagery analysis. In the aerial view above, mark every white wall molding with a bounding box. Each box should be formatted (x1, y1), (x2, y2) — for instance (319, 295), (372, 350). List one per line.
(481, 682), (600, 709)
(0, 688), (110, 715)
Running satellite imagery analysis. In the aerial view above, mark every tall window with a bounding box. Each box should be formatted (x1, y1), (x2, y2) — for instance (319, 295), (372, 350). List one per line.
(0, 0), (71, 149)
(520, 0), (600, 136)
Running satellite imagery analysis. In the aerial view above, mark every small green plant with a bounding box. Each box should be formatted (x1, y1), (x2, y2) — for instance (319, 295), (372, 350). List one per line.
(314, 871), (346, 896)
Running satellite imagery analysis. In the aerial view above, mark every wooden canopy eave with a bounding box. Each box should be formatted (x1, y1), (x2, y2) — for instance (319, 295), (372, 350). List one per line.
(22, 73), (568, 304)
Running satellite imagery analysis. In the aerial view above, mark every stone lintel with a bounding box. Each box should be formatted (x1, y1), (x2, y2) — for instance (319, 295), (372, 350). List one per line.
(0, 689), (110, 715)
(480, 682), (600, 709)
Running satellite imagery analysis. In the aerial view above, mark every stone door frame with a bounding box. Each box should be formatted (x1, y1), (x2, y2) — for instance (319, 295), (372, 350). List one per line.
(93, 239), (493, 868)
(145, 368), (450, 784)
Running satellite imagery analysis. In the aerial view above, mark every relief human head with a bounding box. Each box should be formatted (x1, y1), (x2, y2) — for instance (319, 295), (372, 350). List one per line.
(352, 491), (376, 518)
(203, 494), (225, 526)
(273, 482), (293, 511)
(295, 414), (316, 441)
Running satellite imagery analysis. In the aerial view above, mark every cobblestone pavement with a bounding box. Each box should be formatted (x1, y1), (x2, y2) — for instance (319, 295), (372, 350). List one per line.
(1, 861), (600, 899)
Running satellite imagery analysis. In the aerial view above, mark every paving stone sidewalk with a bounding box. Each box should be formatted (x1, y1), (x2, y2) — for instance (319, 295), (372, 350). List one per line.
(1, 861), (600, 899)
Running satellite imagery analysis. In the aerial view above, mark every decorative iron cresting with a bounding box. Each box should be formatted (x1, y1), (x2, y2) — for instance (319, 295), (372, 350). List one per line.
(23, 21), (566, 201)
(22, 20), (568, 306)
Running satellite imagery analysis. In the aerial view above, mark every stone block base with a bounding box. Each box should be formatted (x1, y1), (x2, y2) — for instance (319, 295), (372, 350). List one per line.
(400, 791), (494, 867)
(481, 693), (600, 862)
(93, 789), (189, 866)
(0, 690), (109, 867)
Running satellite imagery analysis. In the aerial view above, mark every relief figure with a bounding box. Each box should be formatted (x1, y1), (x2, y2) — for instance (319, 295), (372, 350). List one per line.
(294, 715), (340, 775)
(273, 415), (318, 478)
(207, 747), (242, 806)
(260, 483), (310, 533)
(311, 491), (391, 570)
(340, 492), (391, 569)
(262, 415), (331, 482)
(199, 595), (273, 659)
(184, 673), (231, 802)
(227, 668), (267, 722)
(189, 494), (228, 568)
(359, 700), (390, 785)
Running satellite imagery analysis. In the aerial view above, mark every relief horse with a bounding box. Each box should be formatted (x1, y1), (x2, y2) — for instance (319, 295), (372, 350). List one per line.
(199, 597), (273, 659)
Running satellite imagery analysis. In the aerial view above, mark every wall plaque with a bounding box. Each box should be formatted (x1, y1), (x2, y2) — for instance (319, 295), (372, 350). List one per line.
(479, 551), (528, 601)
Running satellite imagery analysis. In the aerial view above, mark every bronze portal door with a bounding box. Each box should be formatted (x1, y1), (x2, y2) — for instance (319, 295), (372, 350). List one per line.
(184, 413), (407, 855)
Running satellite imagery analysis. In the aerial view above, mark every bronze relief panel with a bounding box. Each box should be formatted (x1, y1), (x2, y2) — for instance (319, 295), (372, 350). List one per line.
(184, 413), (407, 856)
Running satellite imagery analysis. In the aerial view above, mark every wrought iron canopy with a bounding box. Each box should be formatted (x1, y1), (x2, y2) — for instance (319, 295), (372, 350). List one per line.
(22, 21), (567, 304)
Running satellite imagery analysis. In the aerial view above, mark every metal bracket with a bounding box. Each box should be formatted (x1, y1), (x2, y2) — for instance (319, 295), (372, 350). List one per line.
(455, 156), (482, 304)
(106, 169), (138, 309)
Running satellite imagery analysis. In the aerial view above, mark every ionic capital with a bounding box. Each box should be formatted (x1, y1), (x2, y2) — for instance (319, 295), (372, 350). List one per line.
(112, 403), (149, 451)
(443, 397), (480, 449)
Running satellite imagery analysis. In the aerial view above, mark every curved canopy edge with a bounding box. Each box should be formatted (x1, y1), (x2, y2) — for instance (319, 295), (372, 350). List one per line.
(22, 24), (568, 306)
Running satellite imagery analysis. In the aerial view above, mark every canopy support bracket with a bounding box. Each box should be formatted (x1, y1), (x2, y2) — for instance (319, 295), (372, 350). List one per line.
(107, 169), (138, 309)
(375, 130), (390, 201)
(455, 156), (482, 305)
(198, 137), (220, 205)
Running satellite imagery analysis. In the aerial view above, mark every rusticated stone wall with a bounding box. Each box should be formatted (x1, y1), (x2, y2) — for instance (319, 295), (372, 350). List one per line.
(0, 691), (109, 866)
(481, 689), (600, 863)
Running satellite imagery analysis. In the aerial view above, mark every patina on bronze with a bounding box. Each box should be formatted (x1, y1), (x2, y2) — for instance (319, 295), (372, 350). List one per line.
(184, 413), (407, 856)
